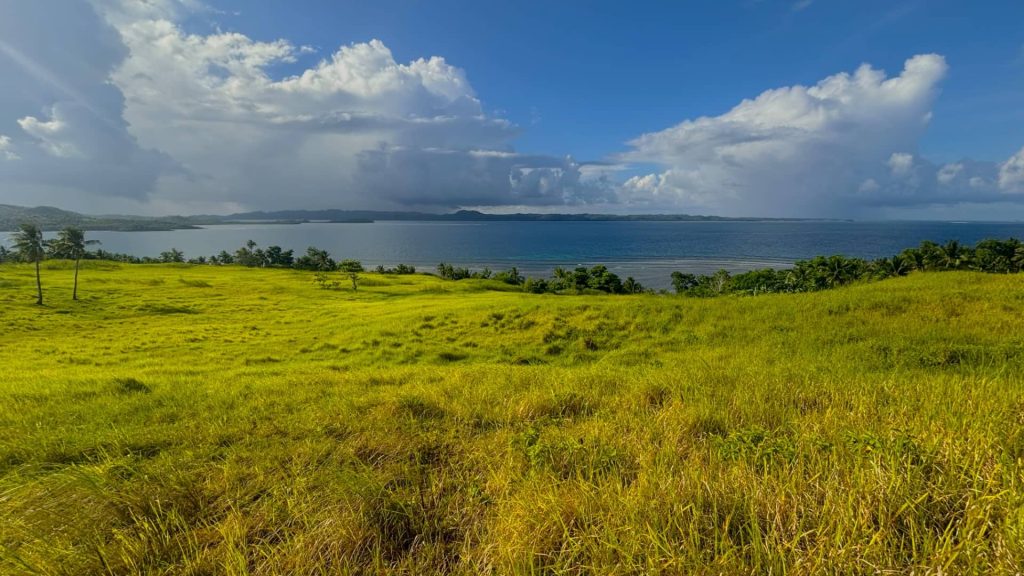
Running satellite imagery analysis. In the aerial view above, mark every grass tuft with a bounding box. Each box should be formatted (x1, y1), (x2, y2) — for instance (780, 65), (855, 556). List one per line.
(112, 377), (151, 394)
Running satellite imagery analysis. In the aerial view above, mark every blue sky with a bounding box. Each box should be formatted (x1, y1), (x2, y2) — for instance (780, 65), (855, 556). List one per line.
(0, 0), (1022, 218)
(196, 0), (1024, 164)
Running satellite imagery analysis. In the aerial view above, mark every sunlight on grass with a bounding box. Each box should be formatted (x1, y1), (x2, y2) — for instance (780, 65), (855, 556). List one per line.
(1, 263), (1023, 574)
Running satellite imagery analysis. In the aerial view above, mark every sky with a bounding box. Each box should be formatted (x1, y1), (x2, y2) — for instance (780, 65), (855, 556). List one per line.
(0, 0), (1022, 219)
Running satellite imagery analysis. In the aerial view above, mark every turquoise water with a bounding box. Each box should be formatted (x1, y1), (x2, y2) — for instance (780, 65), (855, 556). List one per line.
(86, 220), (1024, 288)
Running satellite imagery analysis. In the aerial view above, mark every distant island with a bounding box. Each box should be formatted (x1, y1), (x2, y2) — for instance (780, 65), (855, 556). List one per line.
(0, 204), (834, 232)
(224, 209), (825, 224)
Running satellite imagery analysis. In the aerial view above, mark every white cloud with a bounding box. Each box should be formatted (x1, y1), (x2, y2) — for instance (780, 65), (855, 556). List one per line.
(94, 8), (605, 211)
(858, 178), (880, 194)
(618, 54), (1024, 215)
(998, 148), (1024, 194)
(0, 0), (175, 208)
(0, 135), (18, 161)
(887, 152), (914, 177)
(937, 162), (963, 184)
(0, 0), (607, 214)
(1, 3), (1022, 217)
(18, 109), (79, 157)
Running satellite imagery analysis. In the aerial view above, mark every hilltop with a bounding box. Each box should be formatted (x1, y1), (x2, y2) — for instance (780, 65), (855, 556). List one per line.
(0, 263), (1022, 573)
(0, 204), (205, 232)
(0, 203), (827, 232)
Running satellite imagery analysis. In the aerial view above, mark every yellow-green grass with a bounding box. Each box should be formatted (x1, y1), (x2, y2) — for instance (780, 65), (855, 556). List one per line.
(1, 262), (1023, 575)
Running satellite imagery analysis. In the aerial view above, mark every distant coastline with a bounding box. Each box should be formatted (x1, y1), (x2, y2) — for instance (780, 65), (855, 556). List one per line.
(1, 204), (840, 233)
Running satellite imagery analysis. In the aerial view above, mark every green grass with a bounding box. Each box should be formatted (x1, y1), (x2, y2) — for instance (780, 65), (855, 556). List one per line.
(1, 262), (1023, 575)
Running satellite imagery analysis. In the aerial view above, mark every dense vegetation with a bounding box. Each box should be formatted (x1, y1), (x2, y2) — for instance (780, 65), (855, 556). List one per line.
(0, 262), (1022, 574)
(0, 204), (206, 232)
(6, 231), (1022, 299)
(672, 238), (1024, 296)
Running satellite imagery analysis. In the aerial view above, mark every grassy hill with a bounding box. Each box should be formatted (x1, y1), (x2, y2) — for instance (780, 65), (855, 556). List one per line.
(0, 204), (204, 232)
(1, 263), (1022, 574)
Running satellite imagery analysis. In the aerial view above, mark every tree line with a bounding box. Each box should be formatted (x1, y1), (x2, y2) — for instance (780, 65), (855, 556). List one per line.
(0, 231), (417, 302)
(436, 262), (647, 295)
(4, 225), (1023, 304)
(670, 238), (1024, 297)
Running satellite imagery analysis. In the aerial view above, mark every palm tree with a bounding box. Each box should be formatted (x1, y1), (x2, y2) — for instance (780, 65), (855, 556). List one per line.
(873, 255), (910, 279)
(11, 223), (47, 305)
(899, 248), (926, 271)
(49, 227), (100, 301)
(1013, 244), (1024, 273)
(938, 240), (969, 270)
(823, 256), (855, 288)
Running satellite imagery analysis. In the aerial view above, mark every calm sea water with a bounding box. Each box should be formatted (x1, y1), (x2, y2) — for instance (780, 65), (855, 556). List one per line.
(85, 220), (1024, 289)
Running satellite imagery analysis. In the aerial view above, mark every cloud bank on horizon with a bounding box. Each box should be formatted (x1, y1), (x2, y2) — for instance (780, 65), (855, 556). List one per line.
(0, 0), (1021, 217)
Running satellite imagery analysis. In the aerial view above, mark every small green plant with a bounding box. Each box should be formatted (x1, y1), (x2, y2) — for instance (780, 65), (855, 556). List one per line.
(112, 377), (151, 394)
(313, 272), (341, 290)
(339, 260), (364, 291)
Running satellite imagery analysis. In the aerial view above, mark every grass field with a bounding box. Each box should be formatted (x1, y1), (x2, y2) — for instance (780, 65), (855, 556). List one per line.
(1, 262), (1023, 575)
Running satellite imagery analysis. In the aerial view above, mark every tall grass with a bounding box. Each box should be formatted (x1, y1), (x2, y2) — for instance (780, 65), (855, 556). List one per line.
(0, 263), (1022, 574)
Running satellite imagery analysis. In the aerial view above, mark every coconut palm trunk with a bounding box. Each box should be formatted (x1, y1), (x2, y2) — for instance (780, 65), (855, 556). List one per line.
(50, 227), (97, 302)
(73, 257), (80, 301)
(11, 223), (47, 306)
(34, 257), (43, 305)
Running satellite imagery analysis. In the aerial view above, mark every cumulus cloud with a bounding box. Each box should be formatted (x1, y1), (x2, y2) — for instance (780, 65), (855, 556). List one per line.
(0, 0), (609, 213)
(999, 148), (1024, 194)
(88, 4), (606, 211)
(1, 2), (1022, 217)
(0, 0), (175, 208)
(0, 135), (18, 161)
(618, 53), (1024, 216)
(620, 54), (976, 215)
(937, 162), (963, 185)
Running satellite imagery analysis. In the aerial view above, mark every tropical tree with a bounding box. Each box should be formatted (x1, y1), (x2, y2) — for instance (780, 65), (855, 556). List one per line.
(523, 277), (549, 294)
(0, 245), (10, 263)
(49, 227), (100, 301)
(708, 269), (732, 294)
(339, 259), (364, 290)
(1007, 240), (1024, 270)
(234, 240), (265, 267)
(898, 247), (926, 271)
(550, 267), (572, 291)
(494, 267), (524, 285)
(730, 268), (787, 294)
(820, 256), (864, 288)
(916, 240), (944, 271)
(160, 248), (185, 263)
(623, 277), (643, 294)
(586, 265), (623, 293)
(295, 247), (336, 271)
(938, 240), (969, 270)
(871, 255), (910, 280)
(264, 245), (295, 267)
(670, 271), (699, 294)
(11, 223), (47, 305)
(783, 265), (813, 293)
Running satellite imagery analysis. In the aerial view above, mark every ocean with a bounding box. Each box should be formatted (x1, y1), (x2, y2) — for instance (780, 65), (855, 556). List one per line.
(85, 220), (1024, 289)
